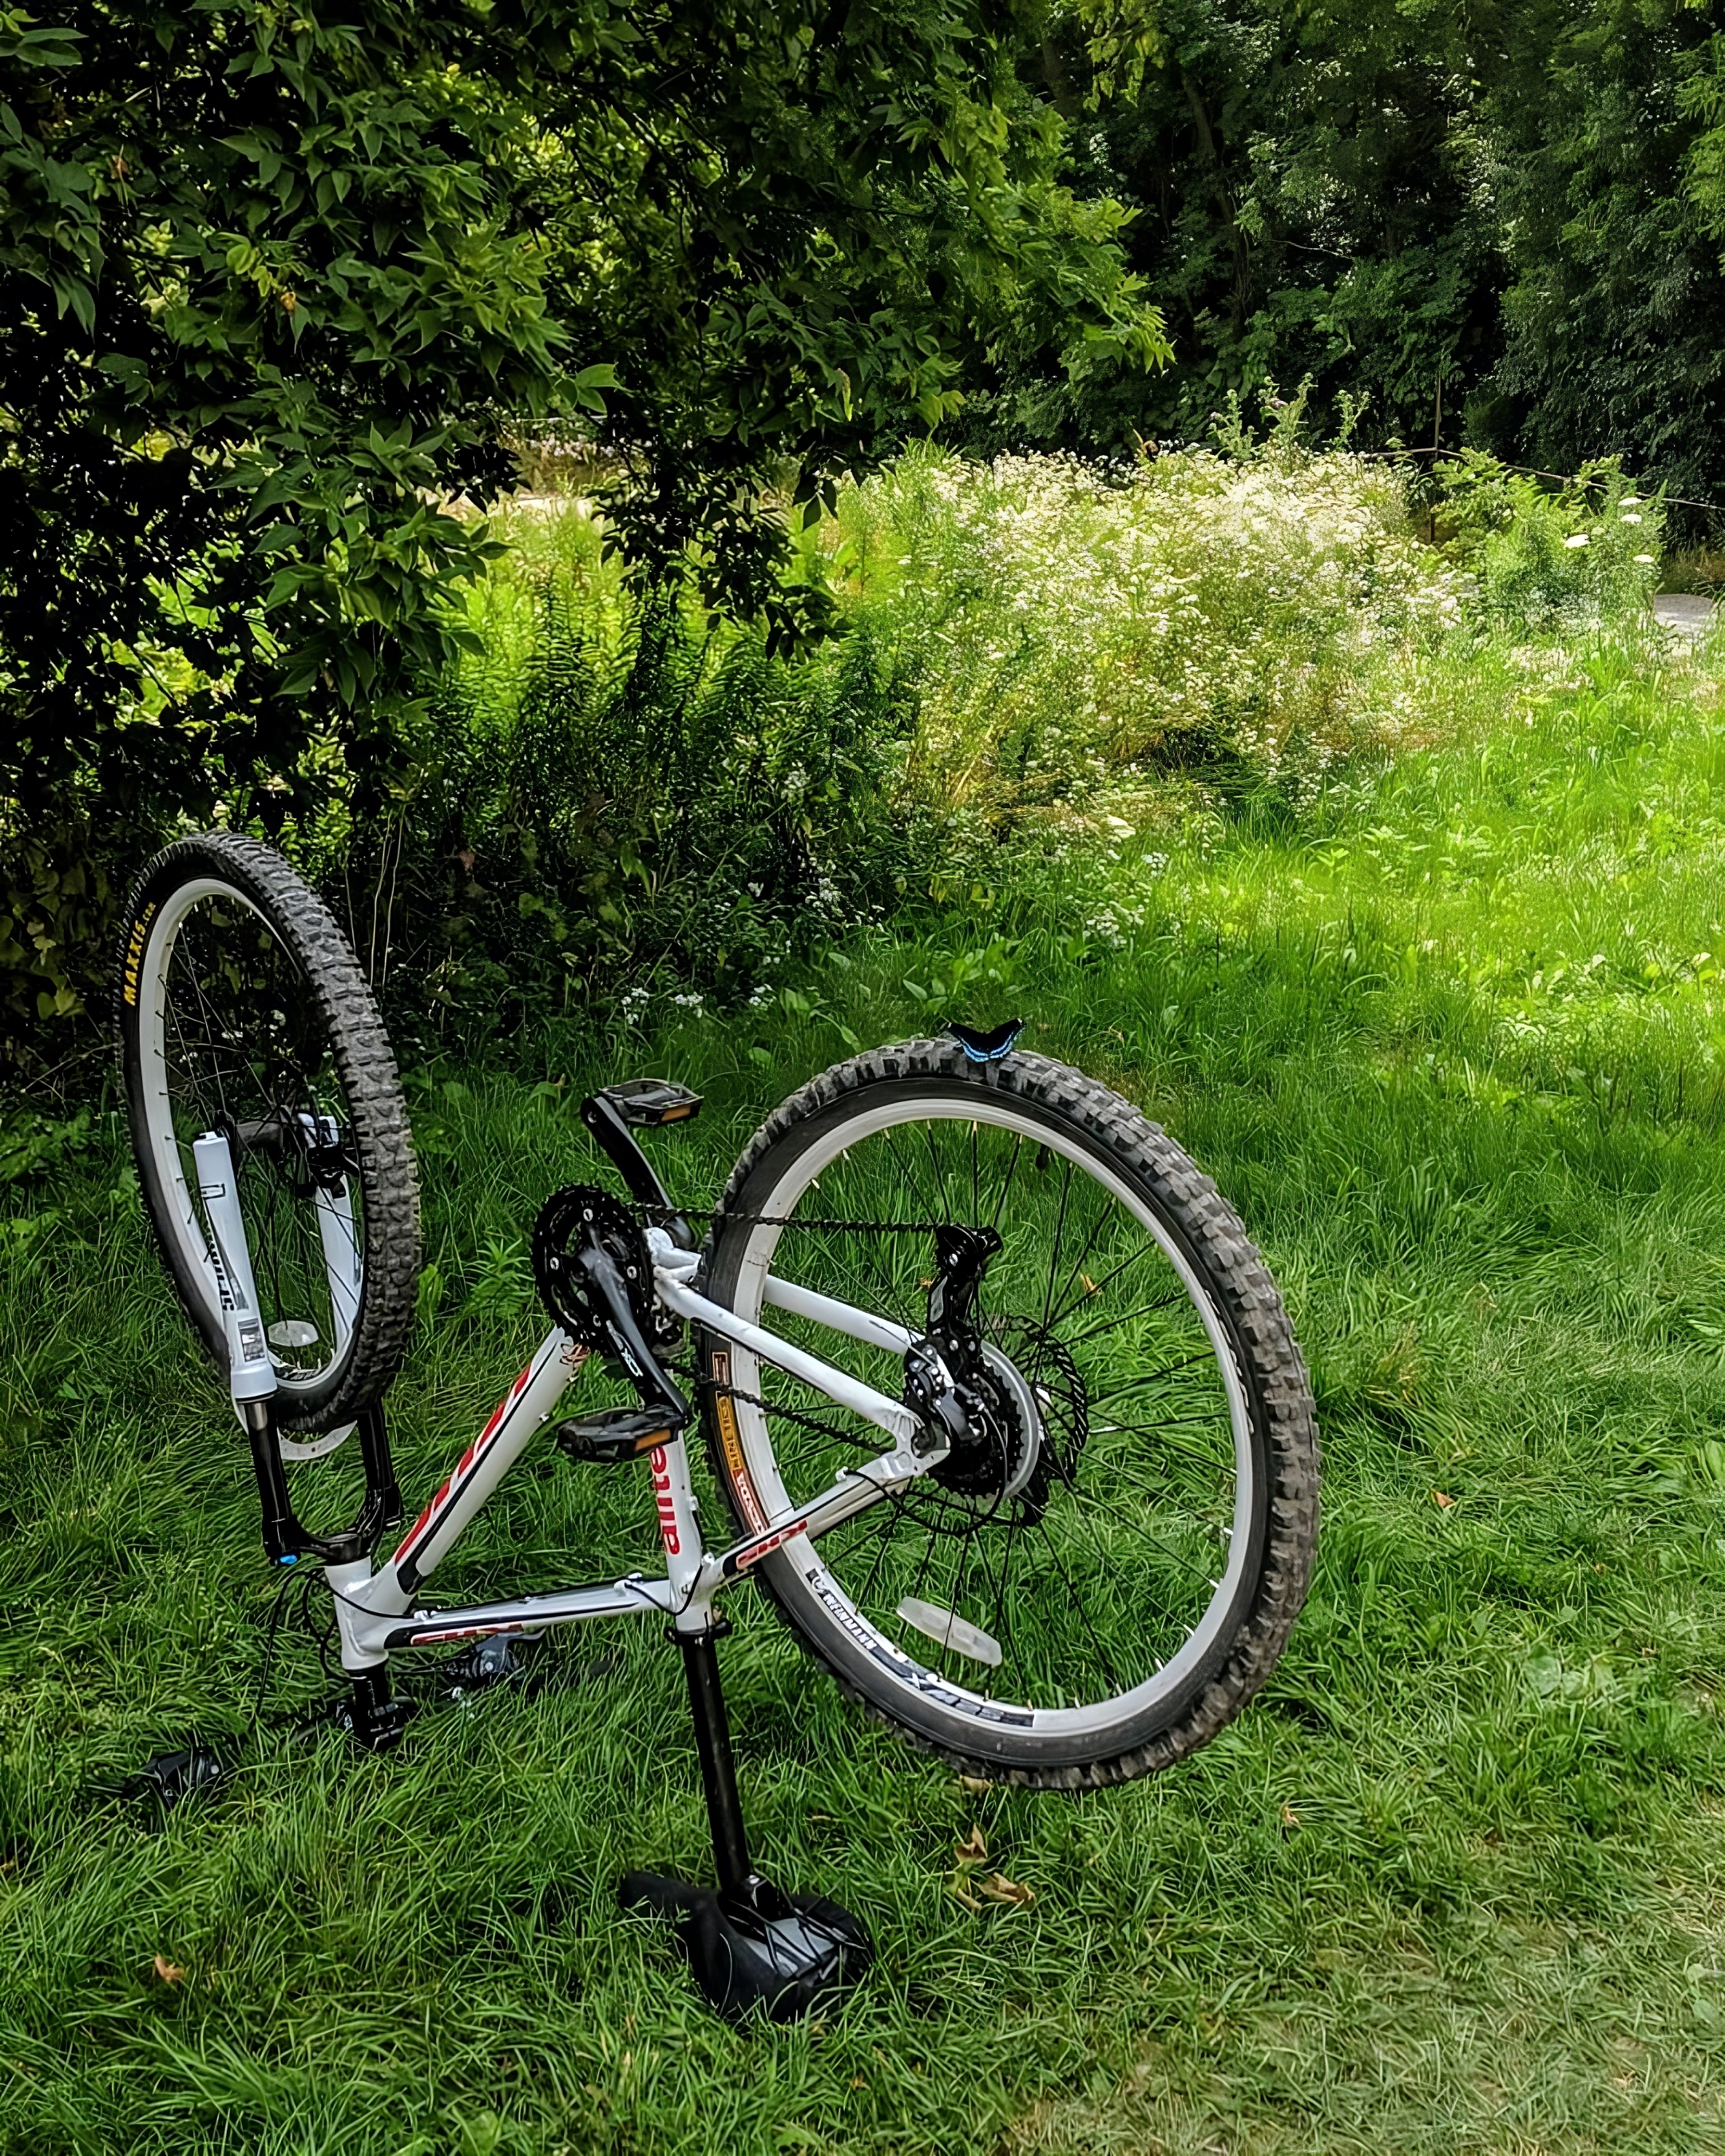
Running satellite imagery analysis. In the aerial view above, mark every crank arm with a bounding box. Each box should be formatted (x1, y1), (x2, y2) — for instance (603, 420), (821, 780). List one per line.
(581, 1239), (689, 1426)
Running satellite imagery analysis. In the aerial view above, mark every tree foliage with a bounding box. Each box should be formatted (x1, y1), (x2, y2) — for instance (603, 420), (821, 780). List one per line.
(0, 0), (1166, 1070)
(1039, 0), (1725, 509)
(525, 1), (1168, 637)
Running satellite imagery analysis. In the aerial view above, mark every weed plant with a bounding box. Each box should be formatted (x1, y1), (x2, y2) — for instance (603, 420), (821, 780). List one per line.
(319, 506), (932, 1060)
(4, 624), (1723, 2153)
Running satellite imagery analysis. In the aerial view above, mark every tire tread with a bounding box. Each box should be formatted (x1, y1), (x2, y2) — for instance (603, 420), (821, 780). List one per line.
(113, 831), (420, 1432)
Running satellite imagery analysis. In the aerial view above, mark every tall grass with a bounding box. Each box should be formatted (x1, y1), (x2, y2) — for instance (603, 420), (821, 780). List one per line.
(346, 436), (1669, 1062)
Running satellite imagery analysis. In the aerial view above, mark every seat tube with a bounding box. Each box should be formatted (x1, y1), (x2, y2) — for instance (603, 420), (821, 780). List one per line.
(649, 1432), (708, 1629)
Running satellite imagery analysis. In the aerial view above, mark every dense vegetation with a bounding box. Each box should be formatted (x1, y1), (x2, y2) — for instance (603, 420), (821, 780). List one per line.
(7, 0), (1725, 1093)
(0, 0), (1164, 1074)
(165, 433), (1661, 1060)
(1041, 0), (1725, 504)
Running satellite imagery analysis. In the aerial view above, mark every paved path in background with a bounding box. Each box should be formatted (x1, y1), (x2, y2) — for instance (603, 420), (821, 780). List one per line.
(1655, 593), (1717, 638)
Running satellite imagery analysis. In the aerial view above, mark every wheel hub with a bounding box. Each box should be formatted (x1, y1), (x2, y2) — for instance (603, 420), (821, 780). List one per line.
(928, 1344), (1043, 1504)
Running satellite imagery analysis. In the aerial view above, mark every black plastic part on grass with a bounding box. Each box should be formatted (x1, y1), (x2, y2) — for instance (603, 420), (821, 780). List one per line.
(435, 1633), (543, 1700)
(126, 1746), (228, 1810)
(331, 1665), (414, 1751)
(620, 1871), (872, 2023)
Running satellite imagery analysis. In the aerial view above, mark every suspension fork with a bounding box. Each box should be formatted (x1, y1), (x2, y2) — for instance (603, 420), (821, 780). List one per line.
(195, 1128), (404, 1568)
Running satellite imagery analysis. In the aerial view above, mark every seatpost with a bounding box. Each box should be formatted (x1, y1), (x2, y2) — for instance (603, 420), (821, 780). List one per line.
(675, 1620), (754, 1900)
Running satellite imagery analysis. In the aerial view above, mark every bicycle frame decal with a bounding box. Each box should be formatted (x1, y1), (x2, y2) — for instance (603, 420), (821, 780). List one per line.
(723, 1515), (811, 1577)
(388, 1334), (585, 1595)
(649, 1446), (681, 1555)
(707, 1348), (767, 1531)
(392, 1360), (533, 1567)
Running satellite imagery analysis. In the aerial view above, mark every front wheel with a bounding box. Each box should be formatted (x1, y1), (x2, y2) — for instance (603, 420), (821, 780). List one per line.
(114, 831), (420, 1435)
(698, 1040), (1319, 1787)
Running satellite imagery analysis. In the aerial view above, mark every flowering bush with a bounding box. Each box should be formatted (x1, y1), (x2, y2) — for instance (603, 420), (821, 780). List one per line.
(236, 439), (1675, 1055)
(822, 440), (1472, 820)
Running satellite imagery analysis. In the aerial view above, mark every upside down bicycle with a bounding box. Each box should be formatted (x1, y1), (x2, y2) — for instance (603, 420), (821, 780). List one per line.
(114, 830), (1320, 2018)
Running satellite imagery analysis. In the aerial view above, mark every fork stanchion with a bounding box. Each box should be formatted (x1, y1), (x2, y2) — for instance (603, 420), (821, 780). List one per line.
(241, 1397), (302, 1565)
(619, 1619), (874, 2024)
(355, 1403), (403, 1535)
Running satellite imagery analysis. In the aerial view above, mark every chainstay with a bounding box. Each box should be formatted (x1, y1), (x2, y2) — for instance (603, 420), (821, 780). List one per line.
(645, 1210), (963, 1448)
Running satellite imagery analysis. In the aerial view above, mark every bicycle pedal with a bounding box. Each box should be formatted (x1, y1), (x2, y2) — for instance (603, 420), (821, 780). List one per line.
(596, 1079), (703, 1128)
(125, 1745), (229, 1811)
(555, 1404), (681, 1464)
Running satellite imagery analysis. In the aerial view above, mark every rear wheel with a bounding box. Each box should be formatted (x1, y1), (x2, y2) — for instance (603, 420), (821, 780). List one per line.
(698, 1039), (1319, 1787)
(115, 831), (420, 1436)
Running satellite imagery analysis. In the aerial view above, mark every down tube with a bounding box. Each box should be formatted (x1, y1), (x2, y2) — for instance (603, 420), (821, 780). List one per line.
(371, 1330), (589, 1611)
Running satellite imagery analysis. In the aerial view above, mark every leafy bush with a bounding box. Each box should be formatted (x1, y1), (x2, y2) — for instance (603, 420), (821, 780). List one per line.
(363, 430), (1487, 1054)
(317, 511), (935, 1055)
(826, 432), (1469, 817)
(6, 432), (1674, 1088)
(1435, 453), (1664, 628)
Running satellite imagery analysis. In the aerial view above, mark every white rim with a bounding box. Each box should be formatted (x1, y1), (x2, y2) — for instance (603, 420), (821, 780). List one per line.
(725, 1092), (1258, 1741)
(133, 874), (357, 1418)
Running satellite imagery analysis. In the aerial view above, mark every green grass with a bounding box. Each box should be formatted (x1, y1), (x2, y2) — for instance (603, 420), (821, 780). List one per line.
(6, 628), (1725, 2153)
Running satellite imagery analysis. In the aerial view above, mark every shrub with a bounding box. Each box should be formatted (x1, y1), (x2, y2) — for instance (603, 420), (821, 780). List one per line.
(824, 436), (1470, 817)
(1434, 452), (1664, 628)
(317, 509), (933, 1055)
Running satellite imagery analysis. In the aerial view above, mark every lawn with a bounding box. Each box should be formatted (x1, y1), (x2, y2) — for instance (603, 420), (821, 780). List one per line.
(5, 626), (1725, 2154)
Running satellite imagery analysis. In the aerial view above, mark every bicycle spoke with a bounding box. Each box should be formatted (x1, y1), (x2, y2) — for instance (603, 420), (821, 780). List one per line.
(987, 1133), (1025, 1235)
(1062, 1286), (1188, 1349)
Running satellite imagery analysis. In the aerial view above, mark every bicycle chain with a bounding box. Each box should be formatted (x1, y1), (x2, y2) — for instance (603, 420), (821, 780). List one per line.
(644, 1206), (954, 1238)
(685, 1364), (875, 1450)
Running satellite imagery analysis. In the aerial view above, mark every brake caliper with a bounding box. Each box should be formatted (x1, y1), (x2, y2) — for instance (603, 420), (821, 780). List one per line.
(902, 1225), (1007, 1465)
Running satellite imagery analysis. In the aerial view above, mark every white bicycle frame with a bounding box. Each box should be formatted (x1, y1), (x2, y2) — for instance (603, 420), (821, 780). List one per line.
(196, 1133), (947, 1676)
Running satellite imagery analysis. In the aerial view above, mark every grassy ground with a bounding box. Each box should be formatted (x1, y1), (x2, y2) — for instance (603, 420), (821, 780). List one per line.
(6, 628), (1725, 2153)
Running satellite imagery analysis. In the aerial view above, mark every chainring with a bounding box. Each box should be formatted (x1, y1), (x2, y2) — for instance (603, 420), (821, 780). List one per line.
(531, 1184), (654, 1346)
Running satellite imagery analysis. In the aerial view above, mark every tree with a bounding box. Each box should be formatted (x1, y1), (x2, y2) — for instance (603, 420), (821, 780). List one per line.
(522, 0), (1166, 628)
(1015, 0), (1503, 454)
(0, 0), (1166, 1071)
(1041, 0), (1725, 502)
(1489, 0), (1725, 509)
